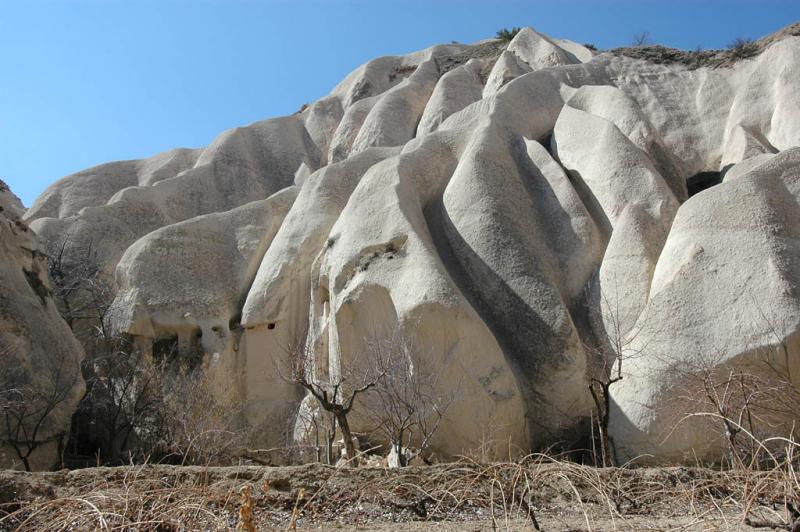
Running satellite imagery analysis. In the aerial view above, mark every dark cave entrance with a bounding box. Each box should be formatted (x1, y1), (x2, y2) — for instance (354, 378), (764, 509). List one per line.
(152, 330), (204, 372)
(686, 171), (722, 197)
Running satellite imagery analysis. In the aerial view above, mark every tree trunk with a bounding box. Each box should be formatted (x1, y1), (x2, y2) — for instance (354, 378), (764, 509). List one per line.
(9, 442), (32, 472)
(396, 429), (407, 467)
(589, 381), (613, 467)
(326, 419), (336, 465)
(335, 411), (356, 463)
(724, 423), (741, 468)
(600, 383), (612, 467)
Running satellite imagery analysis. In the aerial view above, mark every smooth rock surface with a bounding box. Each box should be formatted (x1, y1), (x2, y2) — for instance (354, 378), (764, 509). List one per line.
(609, 166), (800, 462)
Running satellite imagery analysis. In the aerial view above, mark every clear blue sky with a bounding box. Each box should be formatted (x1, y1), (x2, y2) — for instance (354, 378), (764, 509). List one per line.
(2, 1), (798, 207)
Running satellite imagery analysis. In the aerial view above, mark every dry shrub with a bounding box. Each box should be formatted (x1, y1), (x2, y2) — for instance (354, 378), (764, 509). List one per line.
(236, 484), (256, 532)
(72, 336), (250, 467)
(658, 336), (800, 470)
(496, 27), (521, 42)
(729, 36), (757, 58)
(0, 464), (237, 530)
(2, 451), (799, 530)
(0, 343), (81, 471)
(149, 363), (251, 467)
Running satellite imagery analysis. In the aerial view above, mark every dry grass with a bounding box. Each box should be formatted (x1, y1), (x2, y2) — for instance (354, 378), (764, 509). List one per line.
(609, 22), (800, 69)
(0, 452), (798, 531)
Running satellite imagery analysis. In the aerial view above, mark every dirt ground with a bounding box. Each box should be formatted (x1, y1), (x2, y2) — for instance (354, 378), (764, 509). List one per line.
(0, 461), (797, 531)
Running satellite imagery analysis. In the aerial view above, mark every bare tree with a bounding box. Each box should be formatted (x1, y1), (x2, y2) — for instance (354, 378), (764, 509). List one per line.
(315, 411), (338, 465)
(585, 279), (651, 467)
(73, 336), (166, 463)
(362, 333), (457, 466)
(0, 345), (81, 471)
(48, 238), (159, 464)
(295, 403), (339, 465)
(632, 31), (651, 47)
(585, 345), (622, 468)
(47, 235), (112, 339)
(281, 336), (386, 463)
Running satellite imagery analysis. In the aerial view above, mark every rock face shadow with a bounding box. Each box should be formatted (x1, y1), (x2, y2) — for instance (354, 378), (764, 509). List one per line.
(423, 192), (589, 448)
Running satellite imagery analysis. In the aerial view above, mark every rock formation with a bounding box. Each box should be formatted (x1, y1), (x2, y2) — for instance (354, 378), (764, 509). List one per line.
(12, 23), (800, 463)
(0, 180), (85, 470)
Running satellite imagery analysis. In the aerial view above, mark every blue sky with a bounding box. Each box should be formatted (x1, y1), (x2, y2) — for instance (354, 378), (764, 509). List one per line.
(2, 1), (799, 207)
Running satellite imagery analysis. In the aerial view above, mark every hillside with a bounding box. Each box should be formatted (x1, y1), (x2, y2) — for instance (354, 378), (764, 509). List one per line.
(3, 22), (800, 473)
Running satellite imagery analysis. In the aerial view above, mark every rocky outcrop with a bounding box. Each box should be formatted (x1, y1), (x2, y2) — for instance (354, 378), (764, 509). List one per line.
(18, 24), (800, 462)
(26, 148), (202, 221)
(108, 187), (299, 354)
(609, 148), (800, 462)
(0, 181), (25, 219)
(0, 180), (85, 470)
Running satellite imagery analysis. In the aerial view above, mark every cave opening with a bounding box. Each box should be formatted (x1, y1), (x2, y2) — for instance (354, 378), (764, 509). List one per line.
(686, 171), (722, 197)
(151, 330), (204, 372)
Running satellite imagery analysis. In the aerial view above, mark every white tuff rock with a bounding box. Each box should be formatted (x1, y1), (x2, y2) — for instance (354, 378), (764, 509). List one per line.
(13, 24), (800, 462)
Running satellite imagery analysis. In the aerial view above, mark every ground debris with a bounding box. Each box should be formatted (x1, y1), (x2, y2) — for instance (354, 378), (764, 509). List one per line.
(0, 459), (797, 530)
